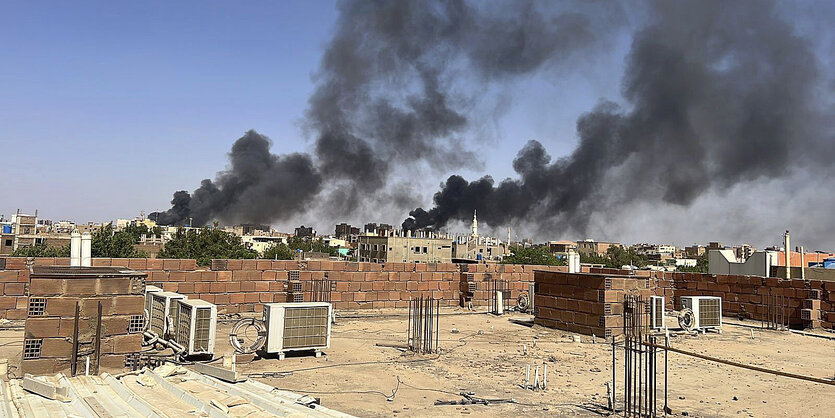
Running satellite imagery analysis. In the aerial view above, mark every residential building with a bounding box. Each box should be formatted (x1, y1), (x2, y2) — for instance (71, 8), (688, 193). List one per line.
(576, 240), (619, 257)
(548, 240), (577, 254)
(684, 245), (705, 258)
(358, 231), (452, 263)
(294, 225), (316, 238)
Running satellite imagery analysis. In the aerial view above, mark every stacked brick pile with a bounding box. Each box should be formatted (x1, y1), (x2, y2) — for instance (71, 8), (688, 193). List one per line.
(534, 270), (653, 338)
(23, 266), (146, 375)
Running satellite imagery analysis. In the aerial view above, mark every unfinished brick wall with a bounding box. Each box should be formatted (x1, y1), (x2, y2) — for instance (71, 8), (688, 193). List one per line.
(23, 266), (146, 376)
(3, 257), (835, 330)
(533, 271), (653, 338)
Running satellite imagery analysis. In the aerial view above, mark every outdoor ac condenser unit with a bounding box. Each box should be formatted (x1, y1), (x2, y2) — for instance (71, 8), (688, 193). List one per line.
(149, 291), (187, 339)
(175, 298), (217, 357)
(263, 302), (332, 359)
(144, 285), (162, 330)
(680, 296), (722, 330)
(649, 296), (665, 329)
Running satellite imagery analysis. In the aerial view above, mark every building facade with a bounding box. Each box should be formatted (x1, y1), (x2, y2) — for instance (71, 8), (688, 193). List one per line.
(358, 234), (453, 263)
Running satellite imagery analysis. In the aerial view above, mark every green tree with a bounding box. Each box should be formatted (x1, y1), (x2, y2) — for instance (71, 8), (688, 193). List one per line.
(158, 227), (257, 266)
(502, 245), (564, 266)
(91, 223), (147, 258)
(262, 242), (294, 260)
(284, 236), (338, 257)
(677, 254), (708, 273)
(11, 243), (70, 257)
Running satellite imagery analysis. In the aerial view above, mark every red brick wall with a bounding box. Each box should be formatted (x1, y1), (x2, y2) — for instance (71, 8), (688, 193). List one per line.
(4, 258), (833, 330)
(0, 258), (559, 317)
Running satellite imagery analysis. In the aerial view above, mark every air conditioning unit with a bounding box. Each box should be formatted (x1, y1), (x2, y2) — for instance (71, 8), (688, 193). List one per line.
(263, 302), (332, 359)
(149, 291), (186, 339)
(649, 296), (665, 329)
(680, 296), (722, 330)
(143, 285), (162, 329)
(175, 299), (217, 358)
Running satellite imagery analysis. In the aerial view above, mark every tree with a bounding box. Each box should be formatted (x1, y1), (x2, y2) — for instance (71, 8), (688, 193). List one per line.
(91, 223), (146, 258)
(502, 245), (564, 266)
(158, 227), (257, 266)
(579, 246), (649, 269)
(677, 254), (708, 273)
(284, 236), (338, 257)
(11, 243), (70, 257)
(262, 242), (294, 260)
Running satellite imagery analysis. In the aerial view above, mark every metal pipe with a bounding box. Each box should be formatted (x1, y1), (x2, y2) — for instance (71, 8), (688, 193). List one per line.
(94, 301), (103, 375)
(71, 302), (80, 377)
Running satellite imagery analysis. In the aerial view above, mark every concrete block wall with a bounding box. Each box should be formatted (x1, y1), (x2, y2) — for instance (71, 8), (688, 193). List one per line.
(533, 271), (654, 338)
(0, 258), (551, 316)
(23, 272), (146, 376)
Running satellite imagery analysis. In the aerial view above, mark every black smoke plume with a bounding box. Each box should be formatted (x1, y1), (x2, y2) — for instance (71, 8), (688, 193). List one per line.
(152, 1), (616, 226)
(403, 0), (828, 234)
(150, 130), (322, 226)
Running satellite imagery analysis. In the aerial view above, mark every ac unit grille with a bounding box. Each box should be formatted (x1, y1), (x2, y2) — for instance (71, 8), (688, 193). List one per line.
(282, 306), (329, 349)
(698, 298), (721, 327)
(150, 295), (167, 335)
(194, 307), (211, 352)
(177, 304), (192, 347)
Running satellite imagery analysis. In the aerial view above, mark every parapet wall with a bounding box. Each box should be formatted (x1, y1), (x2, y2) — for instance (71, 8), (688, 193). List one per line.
(535, 269), (835, 337)
(0, 257), (564, 319)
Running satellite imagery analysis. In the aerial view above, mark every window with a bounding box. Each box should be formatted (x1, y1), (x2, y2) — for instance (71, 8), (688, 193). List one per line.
(422, 247), (428, 254)
(414, 247), (420, 254)
(4, 240), (11, 247)
(373, 244), (378, 251)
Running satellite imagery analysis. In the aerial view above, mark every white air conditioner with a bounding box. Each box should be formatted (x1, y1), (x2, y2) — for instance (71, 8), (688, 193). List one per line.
(263, 302), (332, 359)
(680, 296), (722, 330)
(149, 291), (186, 339)
(175, 299), (217, 357)
(649, 296), (665, 329)
(144, 285), (162, 330)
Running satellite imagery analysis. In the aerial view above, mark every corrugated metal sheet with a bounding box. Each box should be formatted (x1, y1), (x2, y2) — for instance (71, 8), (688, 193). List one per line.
(1, 364), (353, 418)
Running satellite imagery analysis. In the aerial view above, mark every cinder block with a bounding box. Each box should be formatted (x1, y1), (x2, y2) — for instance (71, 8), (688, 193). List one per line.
(29, 279), (64, 296)
(63, 279), (98, 296)
(25, 317), (61, 338)
(103, 334), (142, 354)
(44, 298), (79, 317)
(110, 296), (143, 315)
(801, 309), (820, 321)
(803, 299), (821, 310)
(40, 337), (73, 358)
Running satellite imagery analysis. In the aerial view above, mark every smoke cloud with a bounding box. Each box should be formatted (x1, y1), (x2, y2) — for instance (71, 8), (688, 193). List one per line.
(152, 0), (618, 226)
(151, 0), (832, 247)
(403, 0), (830, 240)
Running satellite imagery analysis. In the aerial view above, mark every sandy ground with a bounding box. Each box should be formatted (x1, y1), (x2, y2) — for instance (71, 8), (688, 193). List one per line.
(2, 308), (834, 417)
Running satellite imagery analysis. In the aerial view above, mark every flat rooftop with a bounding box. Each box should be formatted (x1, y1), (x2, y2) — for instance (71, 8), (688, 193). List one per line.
(1, 307), (833, 416)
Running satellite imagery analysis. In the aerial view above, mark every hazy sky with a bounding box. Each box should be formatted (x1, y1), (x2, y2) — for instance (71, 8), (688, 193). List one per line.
(2, 1), (832, 250)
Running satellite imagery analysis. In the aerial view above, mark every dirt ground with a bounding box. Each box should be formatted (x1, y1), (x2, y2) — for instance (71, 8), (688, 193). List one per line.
(2, 307), (835, 417)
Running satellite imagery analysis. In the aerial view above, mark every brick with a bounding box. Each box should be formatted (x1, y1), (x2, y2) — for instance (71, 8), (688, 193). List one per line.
(4, 283), (24, 296)
(0, 271), (19, 283)
(22, 359), (69, 376)
(110, 296), (144, 315)
(40, 337), (73, 358)
(29, 279), (64, 296)
(163, 259), (180, 270)
(63, 279), (98, 296)
(99, 354), (128, 371)
(104, 334), (142, 354)
(44, 297), (79, 317)
(25, 317), (61, 338)
(102, 316), (131, 336)
(98, 278), (138, 295)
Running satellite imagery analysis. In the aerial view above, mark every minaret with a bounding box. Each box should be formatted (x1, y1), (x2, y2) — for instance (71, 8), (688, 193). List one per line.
(471, 210), (478, 238)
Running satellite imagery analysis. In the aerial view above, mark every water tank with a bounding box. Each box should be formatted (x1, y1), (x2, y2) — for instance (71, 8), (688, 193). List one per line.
(2, 225), (10, 234)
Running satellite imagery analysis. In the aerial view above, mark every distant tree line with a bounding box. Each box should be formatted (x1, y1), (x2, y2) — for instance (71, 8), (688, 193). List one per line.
(502, 245), (564, 266)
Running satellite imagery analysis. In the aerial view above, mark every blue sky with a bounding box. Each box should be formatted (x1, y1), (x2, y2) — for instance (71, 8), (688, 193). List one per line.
(0, 2), (338, 220)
